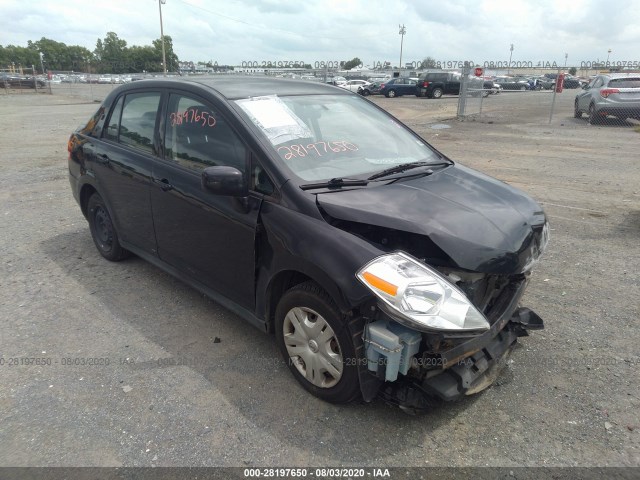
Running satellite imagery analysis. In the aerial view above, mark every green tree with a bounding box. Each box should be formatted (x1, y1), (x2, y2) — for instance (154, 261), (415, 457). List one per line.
(420, 57), (437, 68)
(342, 57), (362, 70)
(95, 32), (127, 73)
(152, 35), (179, 72)
(568, 67), (577, 76)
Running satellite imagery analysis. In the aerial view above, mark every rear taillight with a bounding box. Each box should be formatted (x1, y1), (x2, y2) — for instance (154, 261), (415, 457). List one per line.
(422, 81), (429, 87)
(600, 88), (620, 98)
(380, 83), (385, 89)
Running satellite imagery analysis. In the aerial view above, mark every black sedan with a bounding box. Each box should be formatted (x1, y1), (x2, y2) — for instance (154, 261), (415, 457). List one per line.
(68, 77), (548, 411)
(0, 74), (46, 88)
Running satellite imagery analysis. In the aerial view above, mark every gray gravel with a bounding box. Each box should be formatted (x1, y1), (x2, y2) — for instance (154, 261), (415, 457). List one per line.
(0, 86), (638, 468)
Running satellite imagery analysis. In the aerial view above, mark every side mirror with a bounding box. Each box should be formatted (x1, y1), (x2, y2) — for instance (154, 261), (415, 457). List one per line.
(201, 166), (247, 197)
(582, 84), (590, 90)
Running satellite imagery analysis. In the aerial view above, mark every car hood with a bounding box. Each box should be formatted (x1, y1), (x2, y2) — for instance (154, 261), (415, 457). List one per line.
(317, 164), (548, 274)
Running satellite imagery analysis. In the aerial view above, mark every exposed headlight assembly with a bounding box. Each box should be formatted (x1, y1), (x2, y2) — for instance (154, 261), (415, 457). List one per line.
(357, 252), (490, 332)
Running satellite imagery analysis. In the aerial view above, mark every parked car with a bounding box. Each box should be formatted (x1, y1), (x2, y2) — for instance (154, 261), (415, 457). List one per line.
(494, 77), (532, 91)
(483, 80), (502, 94)
(543, 73), (582, 89)
(358, 80), (384, 96)
(416, 72), (462, 98)
(68, 77), (548, 411)
(379, 77), (418, 97)
(339, 79), (371, 93)
(326, 76), (346, 86)
(0, 73), (46, 88)
(574, 73), (640, 123)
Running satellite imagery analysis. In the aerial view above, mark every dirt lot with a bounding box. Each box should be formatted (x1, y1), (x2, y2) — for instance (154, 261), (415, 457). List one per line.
(1, 85), (639, 469)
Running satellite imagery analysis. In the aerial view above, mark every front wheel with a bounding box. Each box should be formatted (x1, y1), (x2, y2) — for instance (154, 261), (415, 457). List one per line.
(87, 193), (130, 261)
(275, 282), (361, 404)
(520, 85), (527, 91)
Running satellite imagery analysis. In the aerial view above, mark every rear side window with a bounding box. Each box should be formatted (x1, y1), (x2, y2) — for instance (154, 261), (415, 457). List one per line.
(118, 92), (161, 154)
(104, 97), (124, 141)
(608, 78), (640, 88)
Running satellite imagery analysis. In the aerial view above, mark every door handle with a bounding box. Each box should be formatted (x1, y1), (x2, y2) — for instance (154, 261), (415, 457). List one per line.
(157, 178), (174, 192)
(96, 153), (110, 165)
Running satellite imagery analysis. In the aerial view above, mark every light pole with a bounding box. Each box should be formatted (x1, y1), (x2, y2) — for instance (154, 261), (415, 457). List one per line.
(158, 0), (168, 76)
(564, 53), (568, 68)
(606, 48), (612, 65)
(507, 43), (514, 74)
(39, 52), (45, 75)
(398, 24), (406, 72)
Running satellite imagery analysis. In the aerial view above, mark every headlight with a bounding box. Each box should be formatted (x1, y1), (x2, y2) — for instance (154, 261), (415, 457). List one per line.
(357, 252), (489, 332)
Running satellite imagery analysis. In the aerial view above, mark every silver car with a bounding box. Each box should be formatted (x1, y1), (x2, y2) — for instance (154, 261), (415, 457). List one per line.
(575, 73), (640, 123)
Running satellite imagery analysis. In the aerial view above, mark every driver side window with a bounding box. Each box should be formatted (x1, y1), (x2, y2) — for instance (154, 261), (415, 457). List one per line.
(164, 93), (247, 173)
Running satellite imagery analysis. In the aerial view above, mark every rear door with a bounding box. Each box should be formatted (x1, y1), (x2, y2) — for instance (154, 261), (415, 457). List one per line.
(150, 90), (261, 309)
(446, 75), (461, 94)
(85, 90), (161, 255)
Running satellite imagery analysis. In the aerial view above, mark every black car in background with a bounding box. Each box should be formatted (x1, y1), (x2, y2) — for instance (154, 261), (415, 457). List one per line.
(0, 73), (46, 88)
(543, 73), (582, 89)
(68, 77), (548, 411)
(416, 72), (462, 98)
(379, 77), (418, 97)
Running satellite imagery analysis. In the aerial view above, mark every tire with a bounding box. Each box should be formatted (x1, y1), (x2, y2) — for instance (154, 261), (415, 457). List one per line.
(588, 103), (602, 124)
(574, 100), (582, 118)
(520, 85), (526, 91)
(386, 89), (396, 98)
(87, 193), (130, 261)
(275, 281), (361, 404)
(362, 89), (370, 96)
(431, 88), (443, 99)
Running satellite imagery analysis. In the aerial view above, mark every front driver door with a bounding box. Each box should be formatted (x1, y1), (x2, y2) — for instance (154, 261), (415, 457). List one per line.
(150, 91), (261, 310)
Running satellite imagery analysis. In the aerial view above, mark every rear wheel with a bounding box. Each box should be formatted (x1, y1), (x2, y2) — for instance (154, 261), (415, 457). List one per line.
(574, 99), (582, 118)
(275, 282), (360, 404)
(588, 103), (602, 124)
(87, 193), (130, 261)
(519, 85), (527, 91)
(362, 89), (370, 96)
(431, 88), (443, 99)
(386, 89), (396, 98)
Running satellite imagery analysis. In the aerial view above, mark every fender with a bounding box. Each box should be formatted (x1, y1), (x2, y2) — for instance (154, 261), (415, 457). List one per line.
(255, 200), (383, 321)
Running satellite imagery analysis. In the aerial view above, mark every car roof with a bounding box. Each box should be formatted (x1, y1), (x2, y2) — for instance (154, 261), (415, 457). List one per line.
(112, 76), (349, 100)
(603, 73), (640, 79)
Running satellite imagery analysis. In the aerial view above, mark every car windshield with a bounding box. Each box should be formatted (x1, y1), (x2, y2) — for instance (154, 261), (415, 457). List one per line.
(235, 94), (441, 182)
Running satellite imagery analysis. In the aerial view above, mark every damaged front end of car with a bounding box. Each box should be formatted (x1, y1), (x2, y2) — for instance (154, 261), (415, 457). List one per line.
(350, 235), (548, 413)
(351, 250), (547, 413)
(332, 217), (549, 412)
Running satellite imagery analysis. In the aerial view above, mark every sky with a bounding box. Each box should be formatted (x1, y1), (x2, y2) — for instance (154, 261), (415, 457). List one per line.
(1, 0), (639, 68)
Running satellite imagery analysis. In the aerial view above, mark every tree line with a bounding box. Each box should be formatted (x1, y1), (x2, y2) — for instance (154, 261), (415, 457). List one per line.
(0, 32), (179, 74)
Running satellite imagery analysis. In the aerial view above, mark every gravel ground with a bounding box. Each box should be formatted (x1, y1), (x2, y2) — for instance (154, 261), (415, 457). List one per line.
(0, 85), (639, 469)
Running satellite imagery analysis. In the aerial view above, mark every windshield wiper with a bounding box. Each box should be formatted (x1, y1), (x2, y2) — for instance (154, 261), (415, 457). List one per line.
(367, 161), (451, 181)
(299, 177), (369, 191)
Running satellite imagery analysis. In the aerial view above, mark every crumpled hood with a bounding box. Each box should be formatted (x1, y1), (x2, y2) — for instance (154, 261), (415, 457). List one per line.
(317, 164), (548, 274)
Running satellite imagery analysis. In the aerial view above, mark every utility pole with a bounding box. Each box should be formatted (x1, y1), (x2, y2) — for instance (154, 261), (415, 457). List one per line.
(159, 0), (168, 76)
(507, 44), (514, 74)
(398, 24), (406, 72)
